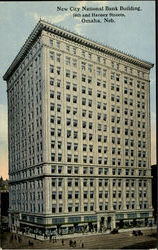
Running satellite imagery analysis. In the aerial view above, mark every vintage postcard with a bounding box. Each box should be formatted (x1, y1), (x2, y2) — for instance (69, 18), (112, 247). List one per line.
(0, 1), (156, 249)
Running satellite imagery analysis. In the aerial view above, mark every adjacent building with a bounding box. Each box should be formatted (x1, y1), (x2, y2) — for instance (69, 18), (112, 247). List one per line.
(3, 20), (154, 235)
(151, 164), (157, 222)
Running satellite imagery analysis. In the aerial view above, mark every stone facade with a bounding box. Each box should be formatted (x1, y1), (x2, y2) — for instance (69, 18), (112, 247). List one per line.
(3, 20), (154, 235)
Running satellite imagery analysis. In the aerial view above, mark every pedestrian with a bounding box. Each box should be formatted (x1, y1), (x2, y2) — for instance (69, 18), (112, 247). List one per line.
(10, 234), (13, 242)
(74, 240), (76, 247)
(18, 236), (20, 243)
(82, 242), (84, 248)
(69, 239), (72, 247)
(62, 239), (64, 245)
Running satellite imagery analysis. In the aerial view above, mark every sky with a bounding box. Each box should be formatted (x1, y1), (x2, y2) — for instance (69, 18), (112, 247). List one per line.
(0, 1), (156, 179)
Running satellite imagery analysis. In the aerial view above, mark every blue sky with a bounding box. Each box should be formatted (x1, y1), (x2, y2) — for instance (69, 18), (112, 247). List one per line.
(0, 1), (156, 178)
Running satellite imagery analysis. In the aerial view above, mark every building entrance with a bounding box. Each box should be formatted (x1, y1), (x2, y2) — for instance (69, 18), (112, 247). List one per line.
(107, 216), (111, 229)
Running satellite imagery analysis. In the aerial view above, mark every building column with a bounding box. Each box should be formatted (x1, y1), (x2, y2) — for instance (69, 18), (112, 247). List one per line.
(64, 177), (68, 213)
(122, 179), (126, 210)
(80, 178), (84, 212)
(109, 179), (113, 211)
(135, 179), (139, 210)
(95, 178), (99, 212)
(43, 177), (50, 214)
(147, 178), (152, 209)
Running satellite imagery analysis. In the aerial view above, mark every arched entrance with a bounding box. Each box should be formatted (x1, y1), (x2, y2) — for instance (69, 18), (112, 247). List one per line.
(107, 216), (111, 229)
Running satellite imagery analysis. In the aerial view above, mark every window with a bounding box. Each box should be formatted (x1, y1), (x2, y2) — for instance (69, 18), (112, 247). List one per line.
(56, 41), (60, 48)
(75, 191), (79, 199)
(73, 72), (77, 79)
(57, 67), (60, 75)
(67, 142), (71, 150)
(81, 62), (86, 70)
(68, 178), (72, 187)
(116, 74), (120, 81)
(74, 155), (78, 163)
(50, 39), (53, 47)
(50, 77), (54, 86)
(51, 153), (55, 161)
(90, 167), (93, 174)
(52, 192), (56, 199)
(66, 56), (70, 65)
(74, 143), (78, 151)
(88, 76), (92, 83)
(57, 92), (61, 100)
(73, 96), (77, 103)
(75, 179), (79, 186)
(82, 74), (86, 82)
(66, 95), (70, 102)
(68, 204), (72, 212)
(75, 204), (79, 212)
(89, 111), (92, 118)
(83, 179), (87, 187)
(88, 88), (92, 95)
(73, 84), (77, 92)
(66, 70), (70, 77)
(82, 98), (86, 105)
(67, 154), (71, 163)
(52, 205), (56, 213)
(99, 179), (102, 187)
(66, 82), (70, 90)
(73, 47), (76, 54)
(73, 120), (78, 127)
(88, 53), (92, 59)
(72, 59), (77, 67)
(66, 44), (70, 52)
(59, 204), (62, 213)
(111, 72), (114, 80)
(74, 131), (78, 139)
(50, 51), (54, 60)
(84, 191), (88, 199)
(56, 54), (61, 62)
(68, 191), (72, 199)
(50, 65), (54, 73)
(51, 165), (56, 173)
(88, 100), (92, 107)
(111, 83), (114, 90)
(74, 167), (78, 174)
(90, 179), (93, 187)
(84, 203), (88, 212)
(57, 104), (61, 112)
(97, 67), (101, 75)
(58, 166), (62, 174)
(83, 156), (87, 163)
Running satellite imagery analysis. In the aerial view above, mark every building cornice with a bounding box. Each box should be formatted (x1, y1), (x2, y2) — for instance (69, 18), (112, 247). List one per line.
(3, 19), (154, 81)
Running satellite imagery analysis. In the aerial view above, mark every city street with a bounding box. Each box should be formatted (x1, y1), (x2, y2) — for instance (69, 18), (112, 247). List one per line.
(1, 229), (157, 249)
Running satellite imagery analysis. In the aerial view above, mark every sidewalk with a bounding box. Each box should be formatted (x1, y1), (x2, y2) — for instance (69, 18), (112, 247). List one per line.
(14, 226), (156, 241)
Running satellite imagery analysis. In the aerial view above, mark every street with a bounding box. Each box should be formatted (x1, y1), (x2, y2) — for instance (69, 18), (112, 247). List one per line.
(1, 229), (157, 249)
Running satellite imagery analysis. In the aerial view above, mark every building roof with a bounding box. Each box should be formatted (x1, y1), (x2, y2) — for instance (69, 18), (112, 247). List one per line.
(3, 19), (154, 81)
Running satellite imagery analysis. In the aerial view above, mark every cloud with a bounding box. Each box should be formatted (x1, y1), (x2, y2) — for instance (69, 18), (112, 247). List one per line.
(74, 23), (89, 34)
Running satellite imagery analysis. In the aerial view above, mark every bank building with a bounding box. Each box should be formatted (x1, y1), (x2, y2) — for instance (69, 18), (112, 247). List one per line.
(3, 20), (154, 236)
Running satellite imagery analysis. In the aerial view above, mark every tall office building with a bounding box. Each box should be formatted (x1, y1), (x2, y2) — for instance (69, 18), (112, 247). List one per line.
(3, 20), (154, 235)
